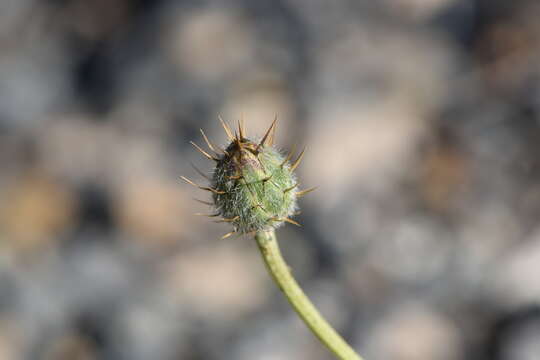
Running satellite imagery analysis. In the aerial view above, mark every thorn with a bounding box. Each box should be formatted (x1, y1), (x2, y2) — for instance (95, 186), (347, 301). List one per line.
(297, 186), (317, 198)
(290, 147), (306, 172)
(268, 179), (280, 188)
(283, 217), (301, 227)
(180, 176), (226, 194)
(281, 143), (297, 167)
(261, 174), (273, 196)
(226, 174), (243, 180)
(215, 216), (239, 223)
(193, 198), (214, 206)
(190, 141), (219, 161)
(221, 231), (236, 239)
(256, 116), (278, 151)
(268, 114), (278, 146)
(253, 152), (268, 174)
(272, 217), (301, 227)
(252, 203), (267, 212)
(238, 116), (246, 140)
(194, 213), (220, 217)
(180, 176), (199, 187)
(206, 188), (227, 195)
(235, 130), (243, 150)
(283, 183), (298, 193)
(199, 129), (219, 154)
(217, 146), (230, 156)
(218, 114), (234, 141)
(190, 162), (211, 181)
(261, 174), (273, 183)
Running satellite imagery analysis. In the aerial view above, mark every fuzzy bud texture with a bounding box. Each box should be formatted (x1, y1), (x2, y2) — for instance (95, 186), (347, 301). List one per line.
(182, 118), (310, 238)
(212, 136), (298, 233)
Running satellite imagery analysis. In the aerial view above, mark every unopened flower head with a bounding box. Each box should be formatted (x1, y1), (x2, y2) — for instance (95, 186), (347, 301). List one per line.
(182, 116), (315, 239)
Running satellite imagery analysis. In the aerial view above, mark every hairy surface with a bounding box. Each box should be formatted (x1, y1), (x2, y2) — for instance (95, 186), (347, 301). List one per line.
(212, 138), (298, 233)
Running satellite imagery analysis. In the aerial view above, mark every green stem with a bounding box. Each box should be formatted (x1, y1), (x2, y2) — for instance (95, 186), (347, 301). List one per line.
(255, 229), (364, 360)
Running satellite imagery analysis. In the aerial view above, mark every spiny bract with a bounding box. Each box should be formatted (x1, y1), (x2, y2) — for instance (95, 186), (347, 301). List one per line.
(183, 117), (315, 239)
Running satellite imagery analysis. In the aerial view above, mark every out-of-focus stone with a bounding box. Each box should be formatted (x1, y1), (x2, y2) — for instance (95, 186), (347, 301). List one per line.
(305, 97), (426, 206)
(116, 303), (187, 360)
(220, 70), (295, 142)
(367, 303), (462, 360)
(43, 334), (97, 360)
(498, 315), (540, 360)
(0, 173), (75, 253)
(114, 179), (194, 249)
(63, 0), (132, 41)
(313, 24), (454, 112)
(37, 116), (109, 183)
(161, 242), (268, 320)
(475, 2), (540, 94)
(366, 216), (452, 284)
(489, 228), (540, 308)
(420, 139), (469, 213)
(306, 22), (455, 201)
(0, 316), (23, 360)
(108, 100), (171, 138)
(38, 117), (171, 186)
(164, 8), (255, 81)
(382, 0), (459, 21)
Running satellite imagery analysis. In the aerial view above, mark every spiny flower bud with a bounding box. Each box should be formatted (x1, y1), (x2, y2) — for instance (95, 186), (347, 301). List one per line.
(182, 116), (315, 239)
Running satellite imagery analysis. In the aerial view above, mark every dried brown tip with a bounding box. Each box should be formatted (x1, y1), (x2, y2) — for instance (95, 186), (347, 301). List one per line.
(268, 114), (278, 146)
(180, 176), (226, 194)
(256, 116), (278, 151)
(190, 141), (219, 161)
(290, 147), (306, 172)
(218, 115), (234, 141)
(296, 186), (317, 198)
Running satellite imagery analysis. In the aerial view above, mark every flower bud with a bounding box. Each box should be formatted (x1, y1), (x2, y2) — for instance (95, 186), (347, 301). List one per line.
(212, 132), (298, 233)
(184, 117), (314, 238)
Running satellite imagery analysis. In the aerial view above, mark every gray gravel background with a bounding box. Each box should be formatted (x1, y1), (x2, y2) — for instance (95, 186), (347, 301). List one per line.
(1, 0), (540, 359)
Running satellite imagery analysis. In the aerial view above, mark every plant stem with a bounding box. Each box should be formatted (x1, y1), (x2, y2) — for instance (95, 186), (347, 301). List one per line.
(254, 229), (364, 360)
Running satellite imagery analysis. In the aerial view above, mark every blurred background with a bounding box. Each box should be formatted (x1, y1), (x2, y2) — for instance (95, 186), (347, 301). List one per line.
(1, 0), (540, 359)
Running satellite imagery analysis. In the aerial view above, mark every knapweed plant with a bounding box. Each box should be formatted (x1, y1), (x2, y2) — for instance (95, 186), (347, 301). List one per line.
(182, 117), (363, 360)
